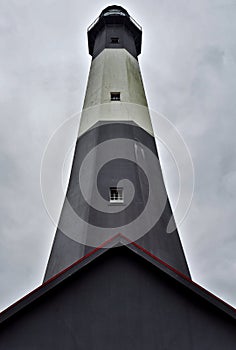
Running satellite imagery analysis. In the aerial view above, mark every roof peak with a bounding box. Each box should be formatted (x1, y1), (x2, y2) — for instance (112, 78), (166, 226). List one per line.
(1, 233), (235, 324)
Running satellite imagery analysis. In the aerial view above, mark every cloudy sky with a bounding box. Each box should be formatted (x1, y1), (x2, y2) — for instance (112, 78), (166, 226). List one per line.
(0, 0), (236, 312)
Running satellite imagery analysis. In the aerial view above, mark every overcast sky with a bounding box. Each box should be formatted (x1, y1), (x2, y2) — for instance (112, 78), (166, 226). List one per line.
(0, 0), (236, 312)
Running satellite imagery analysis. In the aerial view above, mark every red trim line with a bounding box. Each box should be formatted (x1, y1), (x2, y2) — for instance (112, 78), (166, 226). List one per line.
(120, 233), (236, 313)
(1, 233), (235, 317)
(0, 234), (120, 317)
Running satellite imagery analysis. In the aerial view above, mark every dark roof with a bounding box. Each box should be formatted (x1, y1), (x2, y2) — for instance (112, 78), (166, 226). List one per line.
(0, 233), (236, 324)
(100, 5), (130, 17)
(87, 6), (142, 57)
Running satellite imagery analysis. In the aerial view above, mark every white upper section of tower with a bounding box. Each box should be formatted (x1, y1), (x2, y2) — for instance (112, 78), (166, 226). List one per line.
(78, 49), (154, 136)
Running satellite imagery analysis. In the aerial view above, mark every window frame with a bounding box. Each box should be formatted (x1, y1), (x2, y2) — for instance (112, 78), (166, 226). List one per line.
(109, 187), (124, 203)
(110, 92), (121, 101)
(110, 37), (120, 44)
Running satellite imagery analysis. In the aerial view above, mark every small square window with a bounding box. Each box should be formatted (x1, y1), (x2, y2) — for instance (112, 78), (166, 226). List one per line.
(110, 92), (120, 101)
(111, 37), (119, 44)
(109, 187), (123, 203)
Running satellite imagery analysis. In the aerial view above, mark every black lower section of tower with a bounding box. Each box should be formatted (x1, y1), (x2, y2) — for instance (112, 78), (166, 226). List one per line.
(44, 122), (190, 281)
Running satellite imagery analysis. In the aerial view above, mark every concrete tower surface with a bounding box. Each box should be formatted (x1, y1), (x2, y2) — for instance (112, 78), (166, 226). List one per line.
(44, 5), (190, 281)
(2, 7), (236, 350)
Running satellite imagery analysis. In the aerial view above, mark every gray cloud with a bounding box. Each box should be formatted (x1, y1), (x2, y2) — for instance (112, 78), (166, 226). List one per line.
(0, 0), (236, 310)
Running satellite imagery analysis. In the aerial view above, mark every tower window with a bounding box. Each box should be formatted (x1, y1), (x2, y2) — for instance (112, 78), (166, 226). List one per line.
(111, 37), (119, 44)
(109, 187), (123, 203)
(110, 92), (120, 101)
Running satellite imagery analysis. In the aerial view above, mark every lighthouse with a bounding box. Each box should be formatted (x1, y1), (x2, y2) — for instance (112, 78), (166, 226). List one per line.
(2, 6), (236, 350)
(44, 5), (190, 281)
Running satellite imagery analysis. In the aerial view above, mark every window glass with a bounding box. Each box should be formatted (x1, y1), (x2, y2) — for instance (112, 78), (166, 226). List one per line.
(111, 37), (119, 44)
(110, 92), (120, 101)
(110, 187), (123, 203)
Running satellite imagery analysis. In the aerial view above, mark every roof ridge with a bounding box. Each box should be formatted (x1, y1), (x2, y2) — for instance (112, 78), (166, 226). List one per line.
(0, 233), (235, 324)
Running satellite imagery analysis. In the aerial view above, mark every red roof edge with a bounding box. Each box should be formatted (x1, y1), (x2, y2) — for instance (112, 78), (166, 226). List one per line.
(1, 232), (235, 318)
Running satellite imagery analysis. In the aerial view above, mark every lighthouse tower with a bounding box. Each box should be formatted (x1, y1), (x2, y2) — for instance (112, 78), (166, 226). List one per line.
(44, 5), (190, 281)
(3, 7), (236, 350)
